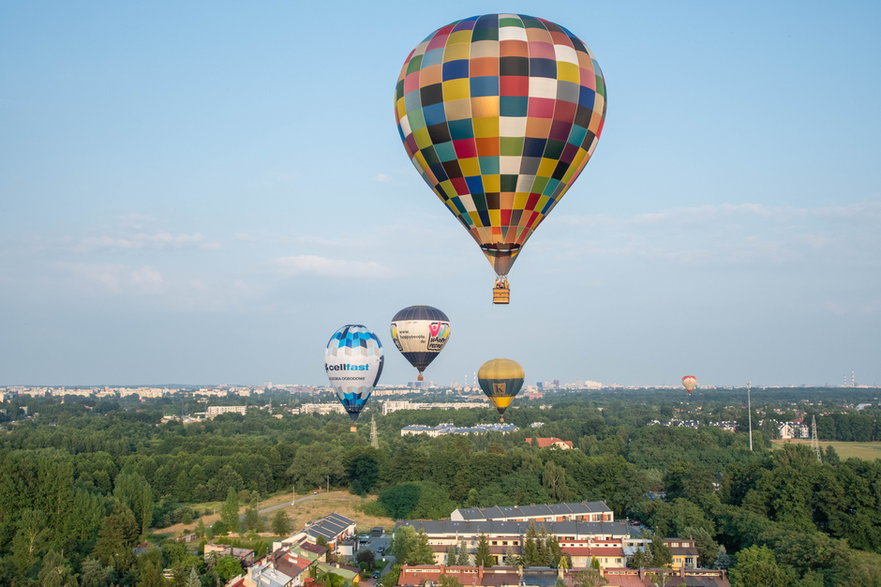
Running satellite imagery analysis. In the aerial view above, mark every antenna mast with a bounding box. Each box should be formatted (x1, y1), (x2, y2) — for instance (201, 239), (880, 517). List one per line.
(370, 414), (379, 449)
(811, 415), (822, 462)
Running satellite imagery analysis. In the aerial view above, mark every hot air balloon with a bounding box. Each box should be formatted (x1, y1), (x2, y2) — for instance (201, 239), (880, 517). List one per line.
(681, 375), (697, 395)
(390, 305), (451, 382)
(477, 358), (524, 421)
(395, 14), (607, 304)
(324, 325), (384, 431)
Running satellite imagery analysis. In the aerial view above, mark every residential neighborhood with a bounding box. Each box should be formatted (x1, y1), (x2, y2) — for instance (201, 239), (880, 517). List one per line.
(213, 501), (727, 587)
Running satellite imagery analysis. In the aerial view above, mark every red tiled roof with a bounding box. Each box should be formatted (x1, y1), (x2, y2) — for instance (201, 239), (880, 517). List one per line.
(525, 437), (574, 448)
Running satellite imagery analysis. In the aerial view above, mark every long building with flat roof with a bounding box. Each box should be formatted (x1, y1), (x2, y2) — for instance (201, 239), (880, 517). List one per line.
(451, 500), (613, 523)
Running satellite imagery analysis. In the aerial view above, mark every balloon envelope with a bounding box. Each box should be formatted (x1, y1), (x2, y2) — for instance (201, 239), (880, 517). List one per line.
(324, 325), (384, 423)
(681, 375), (697, 394)
(395, 14), (607, 278)
(390, 305), (451, 381)
(478, 358), (525, 416)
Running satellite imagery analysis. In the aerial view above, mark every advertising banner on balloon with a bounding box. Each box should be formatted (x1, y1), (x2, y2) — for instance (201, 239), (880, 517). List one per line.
(324, 325), (383, 426)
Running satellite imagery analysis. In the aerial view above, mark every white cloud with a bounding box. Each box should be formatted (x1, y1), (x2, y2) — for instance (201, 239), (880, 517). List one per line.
(559, 202), (881, 228)
(70, 232), (220, 253)
(273, 255), (393, 278)
(374, 173), (392, 183)
(59, 263), (165, 294)
(129, 266), (165, 294)
(538, 201), (881, 268)
(118, 212), (157, 229)
(60, 263), (125, 292)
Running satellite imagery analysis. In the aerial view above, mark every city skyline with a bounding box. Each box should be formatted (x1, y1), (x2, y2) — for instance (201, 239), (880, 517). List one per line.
(2, 1), (880, 387)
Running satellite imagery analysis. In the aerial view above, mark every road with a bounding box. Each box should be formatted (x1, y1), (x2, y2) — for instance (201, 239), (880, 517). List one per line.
(259, 492), (319, 515)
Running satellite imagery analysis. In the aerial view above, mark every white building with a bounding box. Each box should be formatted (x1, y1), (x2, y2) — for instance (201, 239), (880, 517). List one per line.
(206, 405), (248, 419)
(298, 403), (346, 415)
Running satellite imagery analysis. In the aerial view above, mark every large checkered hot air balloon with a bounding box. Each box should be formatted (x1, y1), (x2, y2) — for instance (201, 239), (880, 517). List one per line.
(324, 325), (384, 431)
(395, 14), (607, 304)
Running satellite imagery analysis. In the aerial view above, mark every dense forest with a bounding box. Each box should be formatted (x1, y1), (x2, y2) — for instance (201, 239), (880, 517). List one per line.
(1, 389), (880, 585)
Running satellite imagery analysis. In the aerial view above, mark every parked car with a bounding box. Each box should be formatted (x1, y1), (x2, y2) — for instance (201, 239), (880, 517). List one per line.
(373, 571), (381, 579)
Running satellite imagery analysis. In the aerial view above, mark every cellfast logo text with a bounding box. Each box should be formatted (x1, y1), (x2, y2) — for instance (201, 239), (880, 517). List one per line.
(326, 364), (370, 371)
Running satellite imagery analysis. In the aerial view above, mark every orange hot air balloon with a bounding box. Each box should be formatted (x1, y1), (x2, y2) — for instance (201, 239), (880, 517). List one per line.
(681, 375), (697, 395)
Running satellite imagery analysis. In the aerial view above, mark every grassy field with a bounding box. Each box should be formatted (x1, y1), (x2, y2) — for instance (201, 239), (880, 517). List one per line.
(772, 438), (881, 460)
(153, 490), (392, 539)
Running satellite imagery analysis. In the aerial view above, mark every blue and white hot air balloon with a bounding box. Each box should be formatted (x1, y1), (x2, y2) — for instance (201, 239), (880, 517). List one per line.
(324, 324), (384, 431)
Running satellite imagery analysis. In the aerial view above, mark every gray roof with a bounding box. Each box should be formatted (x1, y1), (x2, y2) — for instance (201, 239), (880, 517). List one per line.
(454, 501), (611, 521)
(398, 519), (630, 538)
(522, 568), (559, 587)
(306, 513), (356, 541)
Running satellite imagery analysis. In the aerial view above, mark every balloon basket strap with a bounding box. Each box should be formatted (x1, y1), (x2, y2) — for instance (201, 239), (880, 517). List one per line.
(492, 278), (510, 304)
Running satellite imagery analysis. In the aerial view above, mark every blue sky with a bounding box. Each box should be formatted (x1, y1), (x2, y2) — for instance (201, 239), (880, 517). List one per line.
(1, 1), (879, 387)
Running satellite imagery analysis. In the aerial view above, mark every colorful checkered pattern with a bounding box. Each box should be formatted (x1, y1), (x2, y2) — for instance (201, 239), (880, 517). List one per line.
(395, 14), (607, 276)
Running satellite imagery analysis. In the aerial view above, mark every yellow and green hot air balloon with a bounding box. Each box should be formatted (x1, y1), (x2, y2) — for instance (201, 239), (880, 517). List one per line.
(478, 358), (524, 422)
(394, 14), (607, 304)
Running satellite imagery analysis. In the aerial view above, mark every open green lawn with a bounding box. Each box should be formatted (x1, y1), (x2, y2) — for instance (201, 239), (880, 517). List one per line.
(772, 439), (881, 460)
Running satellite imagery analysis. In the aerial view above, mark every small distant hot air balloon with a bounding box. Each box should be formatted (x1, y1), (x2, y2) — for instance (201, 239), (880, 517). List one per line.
(681, 375), (697, 395)
(395, 14), (607, 304)
(390, 305), (451, 382)
(324, 325), (384, 431)
(478, 358), (524, 421)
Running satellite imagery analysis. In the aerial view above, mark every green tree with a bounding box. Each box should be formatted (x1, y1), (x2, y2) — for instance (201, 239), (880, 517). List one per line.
(345, 447), (383, 495)
(185, 566), (202, 587)
(542, 460), (572, 502)
(271, 510), (292, 536)
(91, 503), (140, 573)
(80, 556), (112, 587)
(220, 487), (240, 535)
(36, 549), (77, 587)
(572, 568), (607, 587)
(357, 548), (376, 570)
(287, 445), (345, 492)
(412, 529), (436, 564)
(543, 530), (563, 568)
(475, 534), (493, 567)
(379, 482), (455, 520)
(438, 575), (465, 587)
(243, 506), (262, 533)
(456, 540), (470, 565)
(384, 564), (402, 587)
(214, 555), (243, 582)
(136, 547), (166, 587)
(523, 523), (540, 566)
(9, 508), (49, 577)
(729, 545), (791, 587)
(113, 471), (154, 537)
(648, 534), (672, 568)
